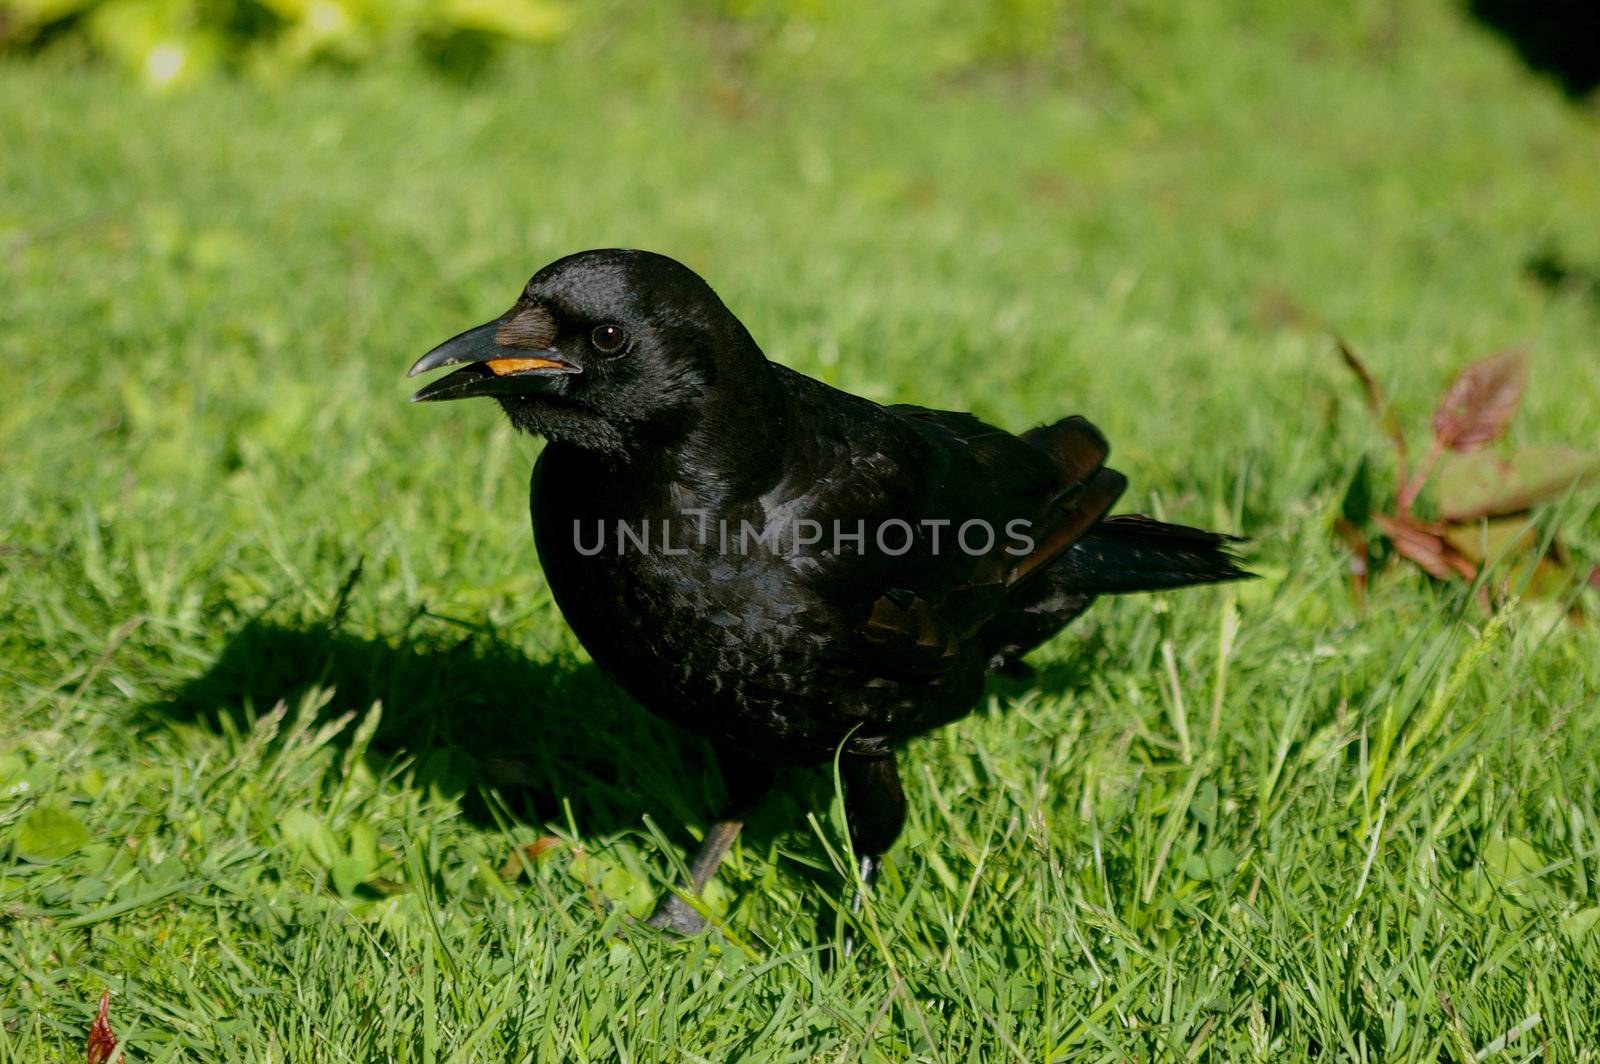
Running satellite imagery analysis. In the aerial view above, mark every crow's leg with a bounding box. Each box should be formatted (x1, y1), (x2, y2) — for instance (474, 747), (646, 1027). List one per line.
(646, 747), (769, 934)
(842, 751), (907, 896)
(645, 820), (742, 933)
(838, 751), (906, 955)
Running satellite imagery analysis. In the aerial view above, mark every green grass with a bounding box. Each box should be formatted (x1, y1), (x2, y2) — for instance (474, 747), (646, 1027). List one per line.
(4, 2), (1600, 1059)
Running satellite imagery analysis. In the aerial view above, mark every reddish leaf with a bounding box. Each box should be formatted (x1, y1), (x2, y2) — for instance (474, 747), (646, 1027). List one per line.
(499, 835), (563, 880)
(1372, 511), (1477, 581)
(1432, 348), (1526, 453)
(1338, 338), (1386, 420)
(525, 835), (561, 859)
(85, 991), (123, 1064)
(1436, 447), (1600, 521)
(1337, 338), (1408, 471)
(1589, 566), (1600, 591)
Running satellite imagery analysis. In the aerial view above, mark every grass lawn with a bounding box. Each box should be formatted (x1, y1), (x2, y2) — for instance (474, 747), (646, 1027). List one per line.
(4, 2), (1600, 1059)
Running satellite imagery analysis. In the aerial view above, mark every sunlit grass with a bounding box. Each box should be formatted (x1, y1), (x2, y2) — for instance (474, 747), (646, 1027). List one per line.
(3, 2), (1600, 1059)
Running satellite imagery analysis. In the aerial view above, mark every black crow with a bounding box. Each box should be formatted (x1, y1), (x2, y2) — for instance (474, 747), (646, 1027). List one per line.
(409, 249), (1248, 935)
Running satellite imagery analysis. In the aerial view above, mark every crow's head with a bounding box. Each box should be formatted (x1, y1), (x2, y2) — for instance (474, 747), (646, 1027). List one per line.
(409, 249), (766, 456)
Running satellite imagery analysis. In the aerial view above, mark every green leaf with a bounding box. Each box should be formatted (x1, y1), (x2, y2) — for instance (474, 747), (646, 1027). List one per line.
(308, 823), (340, 868)
(1564, 906), (1600, 940)
(1206, 847), (1238, 880)
(1443, 519), (1583, 599)
(331, 856), (369, 897)
(4, 0), (100, 31)
(600, 864), (636, 903)
(1482, 836), (1543, 895)
(15, 800), (92, 863)
(1441, 517), (1537, 566)
(76, 767), (107, 798)
(1180, 846), (1237, 882)
(281, 809), (340, 867)
(0, 753), (26, 794)
(442, 0), (570, 42)
(1191, 780), (1219, 831)
(280, 809), (321, 847)
(147, 855), (186, 885)
(347, 821), (380, 874)
(83, 0), (225, 87)
(1435, 447), (1600, 522)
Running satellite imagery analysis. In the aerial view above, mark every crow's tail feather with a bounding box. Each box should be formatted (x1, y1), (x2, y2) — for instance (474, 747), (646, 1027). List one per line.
(983, 515), (1250, 670)
(1049, 514), (1252, 595)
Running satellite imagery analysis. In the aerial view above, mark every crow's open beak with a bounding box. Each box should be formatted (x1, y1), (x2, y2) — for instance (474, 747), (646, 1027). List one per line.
(408, 305), (580, 402)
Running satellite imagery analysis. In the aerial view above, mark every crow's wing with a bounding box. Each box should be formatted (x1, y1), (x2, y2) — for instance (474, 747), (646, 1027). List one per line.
(778, 388), (1124, 680)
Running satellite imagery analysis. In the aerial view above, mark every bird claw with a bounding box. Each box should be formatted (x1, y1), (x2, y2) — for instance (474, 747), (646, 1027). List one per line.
(841, 886), (868, 959)
(645, 893), (708, 935)
(840, 927), (860, 961)
(818, 926), (866, 970)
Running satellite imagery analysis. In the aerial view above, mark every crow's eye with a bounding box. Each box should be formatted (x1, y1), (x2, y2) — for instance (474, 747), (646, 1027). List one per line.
(590, 324), (626, 354)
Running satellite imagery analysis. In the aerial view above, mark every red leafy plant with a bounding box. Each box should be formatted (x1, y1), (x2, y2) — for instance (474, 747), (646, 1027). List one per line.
(1334, 341), (1600, 611)
(86, 991), (125, 1064)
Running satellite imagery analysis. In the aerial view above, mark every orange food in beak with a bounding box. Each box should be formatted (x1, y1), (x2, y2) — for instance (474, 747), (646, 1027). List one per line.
(485, 356), (568, 376)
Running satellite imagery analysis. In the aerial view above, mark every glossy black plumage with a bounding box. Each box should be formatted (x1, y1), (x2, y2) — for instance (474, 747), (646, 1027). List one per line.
(410, 249), (1248, 935)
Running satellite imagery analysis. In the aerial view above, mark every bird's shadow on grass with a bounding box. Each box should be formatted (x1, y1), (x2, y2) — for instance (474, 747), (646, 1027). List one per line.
(142, 618), (821, 852)
(146, 619), (706, 838)
(144, 617), (1101, 883)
